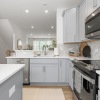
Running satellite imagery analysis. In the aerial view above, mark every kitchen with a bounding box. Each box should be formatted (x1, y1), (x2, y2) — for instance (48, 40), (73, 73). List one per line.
(0, 0), (100, 100)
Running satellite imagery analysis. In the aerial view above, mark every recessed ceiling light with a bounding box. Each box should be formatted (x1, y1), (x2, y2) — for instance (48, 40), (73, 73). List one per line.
(51, 26), (54, 29)
(45, 10), (48, 14)
(31, 26), (34, 29)
(92, 13), (95, 16)
(25, 10), (29, 13)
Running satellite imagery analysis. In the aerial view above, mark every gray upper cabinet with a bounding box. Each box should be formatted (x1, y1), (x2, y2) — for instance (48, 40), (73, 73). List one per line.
(79, 0), (87, 41)
(63, 8), (79, 43)
(93, 0), (100, 11)
(87, 0), (93, 17)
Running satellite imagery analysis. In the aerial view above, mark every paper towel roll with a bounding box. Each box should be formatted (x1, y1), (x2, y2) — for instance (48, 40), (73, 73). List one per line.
(54, 48), (59, 56)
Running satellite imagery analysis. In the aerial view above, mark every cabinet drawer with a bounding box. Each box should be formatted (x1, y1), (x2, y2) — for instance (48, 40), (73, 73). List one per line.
(30, 59), (58, 64)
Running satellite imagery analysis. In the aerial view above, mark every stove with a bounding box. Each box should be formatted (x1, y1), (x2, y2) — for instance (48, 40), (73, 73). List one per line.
(72, 59), (100, 100)
(72, 59), (100, 79)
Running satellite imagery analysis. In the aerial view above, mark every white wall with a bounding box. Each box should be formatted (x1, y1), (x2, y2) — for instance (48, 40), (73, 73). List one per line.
(0, 36), (10, 63)
(9, 21), (26, 50)
(0, 19), (14, 63)
(56, 8), (66, 45)
(0, 19), (13, 49)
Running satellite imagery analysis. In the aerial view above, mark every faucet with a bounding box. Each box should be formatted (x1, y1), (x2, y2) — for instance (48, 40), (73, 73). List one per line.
(42, 45), (48, 56)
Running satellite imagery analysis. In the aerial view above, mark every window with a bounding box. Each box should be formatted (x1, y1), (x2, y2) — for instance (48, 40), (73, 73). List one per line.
(33, 40), (52, 51)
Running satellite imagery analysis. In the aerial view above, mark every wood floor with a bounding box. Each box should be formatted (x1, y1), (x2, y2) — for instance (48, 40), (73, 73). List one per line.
(23, 86), (73, 100)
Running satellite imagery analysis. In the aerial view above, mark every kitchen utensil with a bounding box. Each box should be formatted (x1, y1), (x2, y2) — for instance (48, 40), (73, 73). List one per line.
(79, 42), (88, 56)
(82, 45), (91, 57)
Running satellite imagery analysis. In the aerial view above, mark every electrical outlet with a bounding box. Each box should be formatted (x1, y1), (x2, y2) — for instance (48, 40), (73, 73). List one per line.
(9, 85), (15, 98)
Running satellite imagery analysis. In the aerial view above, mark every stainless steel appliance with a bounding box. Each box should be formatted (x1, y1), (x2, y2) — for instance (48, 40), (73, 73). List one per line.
(17, 59), (30, 85)
(85, 7), (100, 39)
(72, 59), (100, 100)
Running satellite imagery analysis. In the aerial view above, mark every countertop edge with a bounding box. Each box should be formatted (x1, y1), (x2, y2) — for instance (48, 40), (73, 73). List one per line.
(0, 64), (25, 85)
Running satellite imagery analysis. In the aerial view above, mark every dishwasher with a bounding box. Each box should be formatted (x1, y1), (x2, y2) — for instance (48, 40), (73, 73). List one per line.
(17, 59), (30, 85)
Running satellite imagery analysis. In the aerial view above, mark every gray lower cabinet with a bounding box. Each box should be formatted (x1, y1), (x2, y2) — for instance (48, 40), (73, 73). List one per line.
(30, 64), (45, 82)
(68, 59), (74, 90)
(30, 64), (58, 83)
(30, 58), (68, 84)
(0, 70), (23, 100)
(59, 59), (67, 83)
(45, 64), (58, 82)
(30, 59), (59, 83)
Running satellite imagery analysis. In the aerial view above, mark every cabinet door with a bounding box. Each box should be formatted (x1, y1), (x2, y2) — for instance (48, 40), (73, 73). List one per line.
(69, 66), (74, 90)
(97, 0), (100, 7)
(63, 11), (67, 43)
(59, 59), (67, 82)
(87, 0), (93, 16)
(63, 8), (77, 43)
(68, 59), (74, 90)
(93, 0), (100, 11)
(66, 8), (77, 42)
(30, 64), (44, 82)
(45, 64), (58, 82)
(79, 0), (87, 41)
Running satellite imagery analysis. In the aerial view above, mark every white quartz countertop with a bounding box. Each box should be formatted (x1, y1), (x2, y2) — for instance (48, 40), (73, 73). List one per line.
(5, 55), (98, 60)
(0, 64), (25, 84)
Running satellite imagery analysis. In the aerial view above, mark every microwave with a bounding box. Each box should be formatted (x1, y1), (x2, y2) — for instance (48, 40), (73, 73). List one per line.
(85, 7), (100, 39)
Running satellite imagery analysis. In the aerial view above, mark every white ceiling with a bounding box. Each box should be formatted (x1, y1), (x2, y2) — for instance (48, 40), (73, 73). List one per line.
(0, 0), (82, 36)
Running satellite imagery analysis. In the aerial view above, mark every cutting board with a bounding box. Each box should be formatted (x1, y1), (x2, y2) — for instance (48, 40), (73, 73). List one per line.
(79, 42), (88, 56)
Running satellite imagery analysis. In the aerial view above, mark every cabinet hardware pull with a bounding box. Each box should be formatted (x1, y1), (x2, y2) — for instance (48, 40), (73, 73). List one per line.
(43, 66), (45, 72)
(60, 61), (62, 67)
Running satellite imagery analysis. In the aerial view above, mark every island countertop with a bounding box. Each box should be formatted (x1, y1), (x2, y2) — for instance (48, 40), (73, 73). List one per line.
(0, 64), (25, 84)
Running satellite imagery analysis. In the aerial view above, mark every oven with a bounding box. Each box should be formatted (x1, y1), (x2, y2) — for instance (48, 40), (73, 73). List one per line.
(72, 59), (99, 100)
(73, 67), (96, 100)
(81, 71), (96, 100)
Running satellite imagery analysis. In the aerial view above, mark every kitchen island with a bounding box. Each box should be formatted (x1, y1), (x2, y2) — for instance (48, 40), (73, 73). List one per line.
(0, 64), (24, 100)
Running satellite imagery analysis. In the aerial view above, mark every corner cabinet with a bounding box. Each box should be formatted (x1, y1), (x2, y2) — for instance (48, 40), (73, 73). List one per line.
(63, 8), (79, 43)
